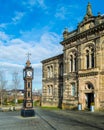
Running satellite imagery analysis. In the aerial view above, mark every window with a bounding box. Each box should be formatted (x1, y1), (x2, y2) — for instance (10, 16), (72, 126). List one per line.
(60, 64), (63, 76)
(47, 67), (50, 78)
(71, 83), (75, 96)
(70, 55), (73, 72)
(47, 85), (50, 94)
(69, 53), (77, 72)
(47, 85), (53, 95)
(91, 48), (94, 68)
(50, 66), (53, 77)
(85, 47), (95, 69)
(28, 82), (30, 88)
(74, 53), (77, 71)
(28, 92), (30, 97)
(50, 85), (53, 95)
(47, 65), (53, 78)
(86, 50), (89, 69)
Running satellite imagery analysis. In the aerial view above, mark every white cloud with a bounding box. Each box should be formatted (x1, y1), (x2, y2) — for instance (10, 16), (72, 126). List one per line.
(37, 0), (46, 8)
(22, 0), (46, 11)
(0, 62), (23, 68)
(12, 12), (25, 23)
(55, 4), (79, 20)
(55, 6), (67, 19)
(0, 30), (62, 90)
(0, 23), (7, 29)
(0, 31), (62, 64)
(0, 31), (10, 42)
(32, 63), (42, 68)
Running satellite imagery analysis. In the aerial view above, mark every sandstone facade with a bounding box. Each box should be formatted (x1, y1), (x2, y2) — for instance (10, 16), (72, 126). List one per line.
(42, 3), (104, 110)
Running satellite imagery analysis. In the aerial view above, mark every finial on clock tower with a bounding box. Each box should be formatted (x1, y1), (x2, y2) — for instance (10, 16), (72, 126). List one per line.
(26, 52), (31, 67)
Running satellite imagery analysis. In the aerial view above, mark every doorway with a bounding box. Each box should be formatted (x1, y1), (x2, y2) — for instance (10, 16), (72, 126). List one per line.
(85, 93), (94, 109)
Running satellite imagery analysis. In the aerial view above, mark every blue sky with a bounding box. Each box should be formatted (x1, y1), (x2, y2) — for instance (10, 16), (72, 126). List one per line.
(0, 0), (104, 90)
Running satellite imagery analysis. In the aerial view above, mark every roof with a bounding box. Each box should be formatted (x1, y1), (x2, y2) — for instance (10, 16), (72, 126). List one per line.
(41, 54), (63, 63)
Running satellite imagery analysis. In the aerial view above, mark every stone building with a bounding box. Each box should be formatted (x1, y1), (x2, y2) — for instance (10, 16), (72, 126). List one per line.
(42, 3), (104, 110)
(41, 54), (63, 107)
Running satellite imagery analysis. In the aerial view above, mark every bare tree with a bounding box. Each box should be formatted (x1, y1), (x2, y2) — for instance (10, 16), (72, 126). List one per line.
(0, 70), (7, 108)
(12, 71), (20, 105)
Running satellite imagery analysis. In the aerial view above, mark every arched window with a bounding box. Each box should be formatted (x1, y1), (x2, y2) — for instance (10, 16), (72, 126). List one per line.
(85, 83), (94, 89)
(50, 85), (53, 95)
(74, 53), (77, 71)
(85, 46), (95, 69)
(70, 55), (73, 72)
(47, 67), (50, 78)
(71, 83), (75, 96)
(47, 85), (50, 95)
(50, 66), (53, 78)
(28, 92), (30, 97)
(86, 50), (89, 69)
(59, 63), (63, 76)
(91, 48), (94, 68)
(28, 82), (30, 88)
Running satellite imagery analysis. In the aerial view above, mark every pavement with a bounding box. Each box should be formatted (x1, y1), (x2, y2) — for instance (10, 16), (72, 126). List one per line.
(0, 107), (104, 130)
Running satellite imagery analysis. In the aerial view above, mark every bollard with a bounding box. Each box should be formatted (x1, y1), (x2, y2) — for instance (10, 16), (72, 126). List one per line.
(78, 104), (82, 110)
(90, 106), (94, 112)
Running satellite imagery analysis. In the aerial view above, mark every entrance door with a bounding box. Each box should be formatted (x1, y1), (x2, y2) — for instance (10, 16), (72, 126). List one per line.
(85, 93), (94, 109)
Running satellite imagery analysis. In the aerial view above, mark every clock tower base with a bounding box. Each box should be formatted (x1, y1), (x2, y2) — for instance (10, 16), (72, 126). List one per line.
(21, 109), (35, 117)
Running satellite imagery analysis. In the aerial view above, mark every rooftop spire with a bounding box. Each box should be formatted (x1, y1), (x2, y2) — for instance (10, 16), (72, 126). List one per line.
(85, 2), (93, 19)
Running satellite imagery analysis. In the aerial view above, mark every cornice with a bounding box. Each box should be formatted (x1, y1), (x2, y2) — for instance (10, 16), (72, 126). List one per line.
(61, 22), (104, 45)
(100, 71), (104, 75)
(42, 76), (63, 82)
(41, 54), (63, 64)
(79, 71), (98, 77)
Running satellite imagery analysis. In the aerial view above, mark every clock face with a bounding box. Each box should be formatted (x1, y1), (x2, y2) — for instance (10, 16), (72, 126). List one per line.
(27, 71), (32, 77)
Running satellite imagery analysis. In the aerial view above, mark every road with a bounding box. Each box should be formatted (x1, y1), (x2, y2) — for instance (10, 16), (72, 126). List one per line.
(0, 107), (104, 130)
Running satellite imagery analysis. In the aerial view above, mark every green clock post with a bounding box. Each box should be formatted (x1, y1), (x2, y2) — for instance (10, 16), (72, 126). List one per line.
(21, 54), (35, 117)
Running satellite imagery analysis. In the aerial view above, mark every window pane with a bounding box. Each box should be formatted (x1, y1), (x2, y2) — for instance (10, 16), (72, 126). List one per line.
(91, 49), (94, 68)
(71, 83), (75, 96)
(70, 55), (73, 72)
(28, 82), (30, 88)
(28, 92), (30, 97)
(86, 50), (89, 69)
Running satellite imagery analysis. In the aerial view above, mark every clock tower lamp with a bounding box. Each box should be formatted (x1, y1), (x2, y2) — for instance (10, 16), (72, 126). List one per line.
(21, 54), (35, 117)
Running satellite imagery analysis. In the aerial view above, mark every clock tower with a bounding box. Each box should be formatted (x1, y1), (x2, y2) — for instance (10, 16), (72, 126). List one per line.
(21, 54), (35, 117)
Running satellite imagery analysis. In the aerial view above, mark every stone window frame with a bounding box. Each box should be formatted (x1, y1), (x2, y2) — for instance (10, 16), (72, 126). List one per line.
(47, 66), (50, 78)
(71, 82), (76, 96)
(86, 49), (90, 69)
(68, 51), (77, 72)
(85, 82), (94, 90)
(47, 65), (54, 78)
(84, 43), (95, 69)
(47, 85), (53, 96)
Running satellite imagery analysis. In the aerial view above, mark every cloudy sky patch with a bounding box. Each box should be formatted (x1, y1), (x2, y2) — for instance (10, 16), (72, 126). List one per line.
(0, 0), (104, 90)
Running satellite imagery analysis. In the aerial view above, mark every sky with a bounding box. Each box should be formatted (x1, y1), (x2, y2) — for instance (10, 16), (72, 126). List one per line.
(0, 0), (104, 90)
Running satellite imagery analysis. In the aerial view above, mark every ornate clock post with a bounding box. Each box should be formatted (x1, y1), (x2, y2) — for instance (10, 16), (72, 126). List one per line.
(21, 55), (35, 117)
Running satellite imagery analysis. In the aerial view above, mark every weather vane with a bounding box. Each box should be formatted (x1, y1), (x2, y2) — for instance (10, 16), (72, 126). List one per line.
(26, 52), (31, 60)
